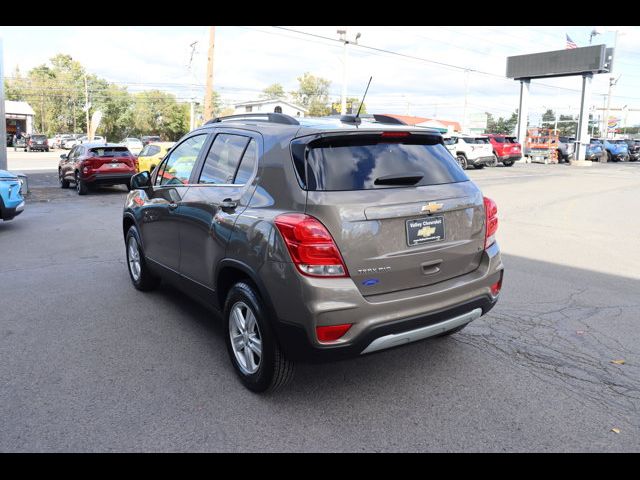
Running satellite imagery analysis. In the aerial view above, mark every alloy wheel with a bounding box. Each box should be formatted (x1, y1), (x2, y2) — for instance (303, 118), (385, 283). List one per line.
(229, 301), (263, 375)
(127, 236), (141, 282)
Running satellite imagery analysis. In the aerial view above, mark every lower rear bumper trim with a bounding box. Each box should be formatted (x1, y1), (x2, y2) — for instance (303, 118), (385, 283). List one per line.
(360, 308), (482, 354)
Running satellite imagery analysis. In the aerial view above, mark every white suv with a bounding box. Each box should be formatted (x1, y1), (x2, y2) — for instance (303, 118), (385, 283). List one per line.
(444, 135), (496, 170)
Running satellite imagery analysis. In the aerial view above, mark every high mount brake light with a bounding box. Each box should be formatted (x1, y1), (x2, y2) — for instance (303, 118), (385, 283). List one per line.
(483, 196), (498, 249)
(274, 213), (349, 278)
(381, 131), (411, 138)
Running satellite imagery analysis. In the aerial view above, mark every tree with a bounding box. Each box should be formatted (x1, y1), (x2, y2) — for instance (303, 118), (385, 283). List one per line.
(261, 83), (285, 100)
(291, 73), (331, 116)
(331, 97), (367, 115)
(541, 109), (556, 130)
(132, 90), (189, 140)
(484, 111), (518, 135)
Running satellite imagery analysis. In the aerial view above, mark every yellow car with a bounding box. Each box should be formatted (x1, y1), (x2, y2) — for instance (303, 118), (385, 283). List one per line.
(136, 142), (175, 173)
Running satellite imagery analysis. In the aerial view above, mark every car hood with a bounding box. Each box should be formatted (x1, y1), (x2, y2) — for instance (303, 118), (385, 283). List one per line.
(0, 170), (18, 180)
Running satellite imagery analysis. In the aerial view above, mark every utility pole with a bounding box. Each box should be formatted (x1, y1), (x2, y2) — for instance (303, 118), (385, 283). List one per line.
(187, 40), (199, 130)
(462, 69), (470, 133)
(84, 75), (91, 140)
(337, 29), (361, 115)
(0, 37), (7, 171)
(603, 30), (619, 140)
(203, 26), (216, 122)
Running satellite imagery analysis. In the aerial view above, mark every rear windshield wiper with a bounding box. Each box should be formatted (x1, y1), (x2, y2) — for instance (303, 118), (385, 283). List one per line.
(374, 173), (424, 186)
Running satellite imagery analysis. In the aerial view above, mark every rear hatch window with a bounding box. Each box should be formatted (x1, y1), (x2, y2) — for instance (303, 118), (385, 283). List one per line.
(89, 147), (131, 157)
(292, 133), (467, 191)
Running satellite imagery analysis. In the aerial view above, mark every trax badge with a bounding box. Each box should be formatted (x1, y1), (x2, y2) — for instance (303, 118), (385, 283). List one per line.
(421, 202), (443, 214)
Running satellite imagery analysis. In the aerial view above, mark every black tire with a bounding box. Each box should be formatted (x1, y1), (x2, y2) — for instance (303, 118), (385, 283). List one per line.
(502, 160), (515, 167)
(434, 324), (468, 338)
(224, 282), (295, 393)
(59, 170), (70, 189)
(607, 151), (612, 162)
(125, 225), (161, 291)
(75, 172), (88, 195)
(46, 148), (49, 152)
(474, 163), (485, 169)
(456, 154), (468, 170)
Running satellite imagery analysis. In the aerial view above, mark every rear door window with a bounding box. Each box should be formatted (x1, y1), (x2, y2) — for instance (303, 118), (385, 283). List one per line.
(198, 134), (250, 184)
(292, 133), (468, 191)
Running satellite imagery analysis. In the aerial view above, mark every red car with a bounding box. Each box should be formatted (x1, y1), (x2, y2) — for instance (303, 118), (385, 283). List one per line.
(58, 143), (138, 195)
(484, 134), (522, 167)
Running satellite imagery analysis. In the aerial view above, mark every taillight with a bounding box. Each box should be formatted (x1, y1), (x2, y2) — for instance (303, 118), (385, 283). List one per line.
(490, 274), (503, 296)
(274, 213), (348, 277)
(316, 324), (352, 343)
(483, 196), (498, 249)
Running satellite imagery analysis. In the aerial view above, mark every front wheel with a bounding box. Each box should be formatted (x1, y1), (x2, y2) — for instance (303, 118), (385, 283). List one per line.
(224, 282), (295, 393)
(502, 160), (515, 167)
(125, 226), (160, 291)
(474, 163), (485, 169)
(59, 170), (70, 188)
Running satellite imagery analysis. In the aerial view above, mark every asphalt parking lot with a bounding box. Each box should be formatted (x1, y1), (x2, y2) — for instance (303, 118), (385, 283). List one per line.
(2, 150), (640, 452)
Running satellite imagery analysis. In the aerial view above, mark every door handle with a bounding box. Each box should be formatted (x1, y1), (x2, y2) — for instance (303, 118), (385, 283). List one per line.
(220, 198), (237, 211)
(168, 203), (178, 210)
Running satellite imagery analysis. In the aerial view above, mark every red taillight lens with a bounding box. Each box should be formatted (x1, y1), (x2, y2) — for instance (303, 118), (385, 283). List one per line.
(316, 324), (352, 342)
(274, 213), (348, 277)
(381, 131), (410, 138)
(490, 271), (504, 296)
(483, 196), (498, 249)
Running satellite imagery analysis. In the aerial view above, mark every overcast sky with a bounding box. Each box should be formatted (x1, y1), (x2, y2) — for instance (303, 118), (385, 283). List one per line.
(2, 26), (640, 127)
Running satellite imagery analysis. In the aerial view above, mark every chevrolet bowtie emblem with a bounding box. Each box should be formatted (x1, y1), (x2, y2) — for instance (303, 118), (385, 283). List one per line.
(417, 226), (436, 238)
(421, 202), (443, 213)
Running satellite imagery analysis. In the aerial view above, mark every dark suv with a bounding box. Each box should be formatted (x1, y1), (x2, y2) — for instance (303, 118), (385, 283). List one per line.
(123, 113), (504, 392)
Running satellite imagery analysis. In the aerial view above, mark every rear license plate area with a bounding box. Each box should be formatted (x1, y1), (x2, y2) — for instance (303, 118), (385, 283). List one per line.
(406, 216), (445, 247)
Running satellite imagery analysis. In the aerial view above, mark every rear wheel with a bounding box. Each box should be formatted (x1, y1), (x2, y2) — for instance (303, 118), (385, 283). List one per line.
(456, 154), (468, 170)
(474, 163), (485, 169)
(502, 160), (515, 167)
(75, 172), (88, 195)
(224, 282), (295, 393)
(125, 226), (160, 291)
(607, 151), (612, 162)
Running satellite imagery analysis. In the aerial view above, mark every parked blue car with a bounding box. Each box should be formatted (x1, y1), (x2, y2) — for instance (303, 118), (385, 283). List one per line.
(585, 139), (605, 161)
(0, 170), (25, 221)
(595, 138), (630, 162)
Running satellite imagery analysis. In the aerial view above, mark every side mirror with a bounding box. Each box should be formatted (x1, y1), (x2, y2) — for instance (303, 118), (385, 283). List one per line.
(60, 154), (67, 160)
(131, 171), (152, 190)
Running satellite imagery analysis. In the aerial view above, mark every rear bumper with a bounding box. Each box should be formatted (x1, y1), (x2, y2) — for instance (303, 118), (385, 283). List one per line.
(469, 155), (497, 165)
(266, 242), (503, 363)
(83, 173), (134, 185)
(275, 294), (498, 362)
(497, 154), (522, 162)
(1, 200), (25, 221)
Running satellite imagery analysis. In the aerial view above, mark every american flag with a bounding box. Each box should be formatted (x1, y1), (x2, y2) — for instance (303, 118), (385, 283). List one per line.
(566, 34), (577, 49)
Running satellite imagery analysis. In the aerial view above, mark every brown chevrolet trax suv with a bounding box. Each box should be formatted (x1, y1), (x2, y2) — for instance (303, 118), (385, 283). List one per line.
(123, 113), (504, 392)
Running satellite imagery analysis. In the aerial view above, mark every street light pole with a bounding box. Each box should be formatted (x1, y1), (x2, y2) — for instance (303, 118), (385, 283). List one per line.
(338, 29), (360, 115)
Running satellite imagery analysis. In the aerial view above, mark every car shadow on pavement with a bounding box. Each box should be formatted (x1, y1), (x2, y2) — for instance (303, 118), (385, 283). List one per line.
(264, 254), (640, 428)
